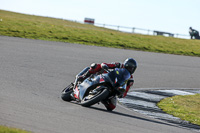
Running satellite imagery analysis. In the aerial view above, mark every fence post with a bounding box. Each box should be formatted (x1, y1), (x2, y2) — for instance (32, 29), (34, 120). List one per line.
(117, 26), (120, 31)
(132, 28), (135, 33)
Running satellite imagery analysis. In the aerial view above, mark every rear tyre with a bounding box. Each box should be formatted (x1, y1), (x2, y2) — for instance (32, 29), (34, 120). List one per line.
(61, 84), (73, 101)
(80, 89), (109, 107)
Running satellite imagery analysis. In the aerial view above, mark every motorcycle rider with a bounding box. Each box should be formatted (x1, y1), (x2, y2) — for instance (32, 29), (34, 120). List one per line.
(75, 58), (137, 111)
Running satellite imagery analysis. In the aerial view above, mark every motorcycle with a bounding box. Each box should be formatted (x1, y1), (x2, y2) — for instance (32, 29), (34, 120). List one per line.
(61, 64), (130, 109)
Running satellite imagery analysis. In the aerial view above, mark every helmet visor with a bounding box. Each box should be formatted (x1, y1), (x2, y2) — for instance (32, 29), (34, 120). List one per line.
(127, 66), (136, 74)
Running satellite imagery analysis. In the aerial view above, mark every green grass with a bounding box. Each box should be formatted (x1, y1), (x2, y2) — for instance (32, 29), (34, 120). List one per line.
(0, 125), (31, 133)
(157, 94), (200, 126)
(0, 9), (200, 56)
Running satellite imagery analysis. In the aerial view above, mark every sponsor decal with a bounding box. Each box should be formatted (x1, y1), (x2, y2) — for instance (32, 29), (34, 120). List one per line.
(74, 86), (79, 99)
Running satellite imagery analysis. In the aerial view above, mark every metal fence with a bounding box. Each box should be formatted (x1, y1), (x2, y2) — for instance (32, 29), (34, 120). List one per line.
(94, 23), (190, 39)
(67, 19), (190, 39)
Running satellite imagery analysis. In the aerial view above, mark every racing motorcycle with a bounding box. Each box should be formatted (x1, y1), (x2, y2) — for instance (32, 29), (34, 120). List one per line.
(61, 64), (130, 108)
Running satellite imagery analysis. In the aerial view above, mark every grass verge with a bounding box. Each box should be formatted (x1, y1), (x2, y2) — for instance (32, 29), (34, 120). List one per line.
(157, 94), (200, 126)
(0, 10), (200, 57)
(0, 125), (31, 133)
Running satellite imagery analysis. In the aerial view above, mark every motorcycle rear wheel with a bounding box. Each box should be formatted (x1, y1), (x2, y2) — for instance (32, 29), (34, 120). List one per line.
(80, 89), (109, 107)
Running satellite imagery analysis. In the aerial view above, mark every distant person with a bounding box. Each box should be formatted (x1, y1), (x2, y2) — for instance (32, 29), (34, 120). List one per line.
(189, 27), (200, 39)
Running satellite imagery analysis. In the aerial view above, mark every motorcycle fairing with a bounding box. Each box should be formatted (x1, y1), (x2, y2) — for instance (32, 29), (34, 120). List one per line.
(77, 68), (130, 101)
(78, 75), (102, 100)
(99, 75), (105, 83)
(74, 86), (79, 99)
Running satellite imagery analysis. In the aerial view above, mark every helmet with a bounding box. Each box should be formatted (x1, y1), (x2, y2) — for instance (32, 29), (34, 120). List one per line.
(123, 58), (137, 74)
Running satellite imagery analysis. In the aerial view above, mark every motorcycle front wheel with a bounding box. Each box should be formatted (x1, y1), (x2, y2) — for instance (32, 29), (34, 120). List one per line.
(80, 88), (109, 107)
(61, 83), (73, 101)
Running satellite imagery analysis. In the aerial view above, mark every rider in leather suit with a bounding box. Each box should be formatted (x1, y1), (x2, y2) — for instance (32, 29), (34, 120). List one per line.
(75, 58), (137, 111)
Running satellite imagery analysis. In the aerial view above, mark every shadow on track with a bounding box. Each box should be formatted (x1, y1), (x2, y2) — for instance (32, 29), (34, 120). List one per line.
(62, 100), (200, 131)
(62, 100), (176, 127)
(89, 106), (181, 129)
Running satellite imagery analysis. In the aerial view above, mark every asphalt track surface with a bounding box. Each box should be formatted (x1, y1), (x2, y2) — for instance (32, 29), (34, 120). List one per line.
(0, 36), (200, 133)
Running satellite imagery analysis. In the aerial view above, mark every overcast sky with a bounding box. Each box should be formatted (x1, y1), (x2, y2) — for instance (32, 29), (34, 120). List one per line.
(1, 0), (200, 37)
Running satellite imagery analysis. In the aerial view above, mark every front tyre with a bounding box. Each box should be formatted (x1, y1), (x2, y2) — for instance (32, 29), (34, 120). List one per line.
(80, 89), (109, 107)
(61, 83), (73, 101)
